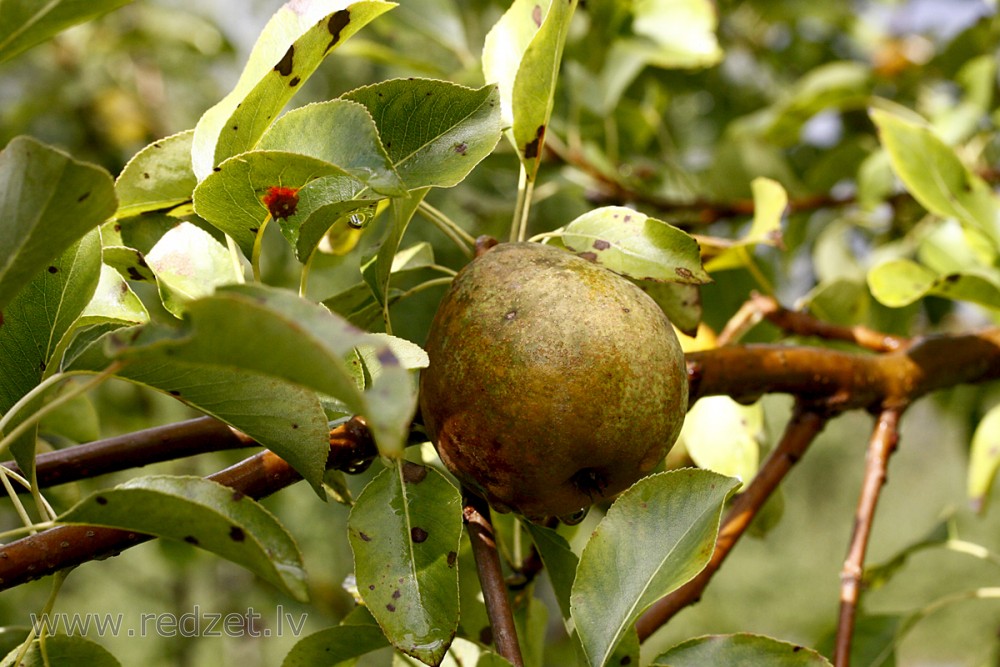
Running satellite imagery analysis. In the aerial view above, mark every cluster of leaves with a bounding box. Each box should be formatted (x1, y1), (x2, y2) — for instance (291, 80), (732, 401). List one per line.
(4, 0), (1000, 665)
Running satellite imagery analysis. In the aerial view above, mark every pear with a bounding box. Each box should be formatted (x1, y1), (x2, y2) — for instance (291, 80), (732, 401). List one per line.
(419, 242), (688, 521)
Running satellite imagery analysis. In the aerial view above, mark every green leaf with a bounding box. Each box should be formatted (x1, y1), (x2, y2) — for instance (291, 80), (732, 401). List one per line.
(0, 136), (116, 313)
(76, 264), (149, 329)
(341, 78), (502, 189)
(349, 461), (462, 665)
(0, 0), (132, 64)
(191, 0), (396, 180)
(678, 397), (764, 484)
(652, 633), (833, 666)
(144, 222), (242, 317)
(636, 282), (702, 337)
(483, 0), (577, 178)
(867, 259), (1000, 309)
(561, 207), (710, 284)
(524, 522), (578, 625)
(256, 100), (405, 196)
(59, 475), (308, 601)
(96, 284), (415, 461)
(281, 617), (389, 666)
(862, 520), (952, 591)
(115, 130), (197, 218)
(571, 469), (740, 667)
(193, 150), (352, 257)
(704, 177), (787, 272)
(969, 404), (1000, 513)
(870, 108), (1000, 246)
(362, 190), (429, 323)
(0, 634), (121, 667)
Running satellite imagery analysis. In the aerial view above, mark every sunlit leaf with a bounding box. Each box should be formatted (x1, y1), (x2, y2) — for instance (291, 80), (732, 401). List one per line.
(483, 0), (577, 178)
(571, 470), (740, 667)
(0, 136), (116, 312)
(652, 633), (833, 666)
(115, 130), (197, 218)
(0, 634), (121, 667)
(59, 475), (308, 601)
(144, 222), (242, 317)
(679, 397), (763, 484)
(562, 207), (710, 284)
(191, 0), (396, 180)
(0, 0), (133, 64)
(969, 404), (1000, 513)
(871, 108), (1000, 246)
(703, 177), (787, 272)
(349, 462), (462, 665)
(867, 258), (1000, 309)
(281, 624), (389, 666)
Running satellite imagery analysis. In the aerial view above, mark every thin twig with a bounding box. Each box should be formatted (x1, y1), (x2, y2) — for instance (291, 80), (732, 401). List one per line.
(0, 418), (377, 590)
(462, 489), (525, 667)
(834, 407), (904, 667)
(719, 293), (908, 352)
(636, 407), (828, 641)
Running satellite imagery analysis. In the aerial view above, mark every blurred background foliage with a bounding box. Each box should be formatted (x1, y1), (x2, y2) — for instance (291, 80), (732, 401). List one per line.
(3, 0), (1000, 665)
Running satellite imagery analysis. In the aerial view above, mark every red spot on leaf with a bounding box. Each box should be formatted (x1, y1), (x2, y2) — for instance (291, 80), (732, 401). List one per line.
(262, 186), (300, 220)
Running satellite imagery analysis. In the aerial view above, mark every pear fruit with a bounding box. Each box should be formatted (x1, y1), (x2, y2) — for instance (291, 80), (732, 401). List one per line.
(419, 242), (688, 521)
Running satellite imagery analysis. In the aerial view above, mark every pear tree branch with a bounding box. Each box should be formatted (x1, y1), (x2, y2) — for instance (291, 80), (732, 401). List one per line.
(834, 407), (904, 667)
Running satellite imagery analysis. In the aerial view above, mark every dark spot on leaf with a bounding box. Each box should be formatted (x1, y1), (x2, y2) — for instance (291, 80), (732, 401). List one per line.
(578, 252), (598, 262)
(524, 125), (545, 159)
(136, 254), (149, 267)
(675, 267), (694, 280)
(274, 45), (295, 76)
(453, 142), (468, 155)
(359, 531), (372, 542)
(623, 214), (632, 222)
(410, 527), (429, 543)
(114, 224), (122, 232)
(943, 273), (961, 283)
(368, 584), (375, 590)
(77, 191), (90, 202)
(479, 626), (493, 645)
(0, 312), (4, 328)
(532, 4), (543, 26)
(392, 589), (401, 599)
(289, 76), (301, 87)
(620, 657), (632, 665)
(95, 496), (108, 505)
(249, 227), (259, 234)
(377, 348), (398, 366)
(229, 526), (245, 542)
(38, 361), (46, 372)
(327, 10), (351, 50)
(143, 172), (150, 179)
(184, 536), (199, 545)
(126, 267), (144, 281)
(47, 266), (58, 273)
(793, 646), (803, 652)
(593, 239), (610, 250)
(402, 462), (428, 484)
(385, 603), (395, 612)
(168, 390), (181, 396)
(447, 551), (457, 567)
(231, 125), (238, 131)
(232, 490), (245, 501)
(153, 142), (162, 149)
(262, 186), (299, 220)
(385, 141), (391, 148)
(213, 167), (221, 172)
(291, 423), (298, 429)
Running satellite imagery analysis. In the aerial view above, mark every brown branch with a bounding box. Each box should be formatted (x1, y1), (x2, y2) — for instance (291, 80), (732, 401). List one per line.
(463, 489), (524, 667)
(2, 417), (256, 490)
(718, 293), (908, 352)
(636, 407), (828, 640)
(834, 407), (903, 667)
(0, 417), (376, 590)
(687, 329), (1000, 409)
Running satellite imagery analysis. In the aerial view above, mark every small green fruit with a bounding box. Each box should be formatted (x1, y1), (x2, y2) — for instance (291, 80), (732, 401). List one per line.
(419, 242), (688, 521)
